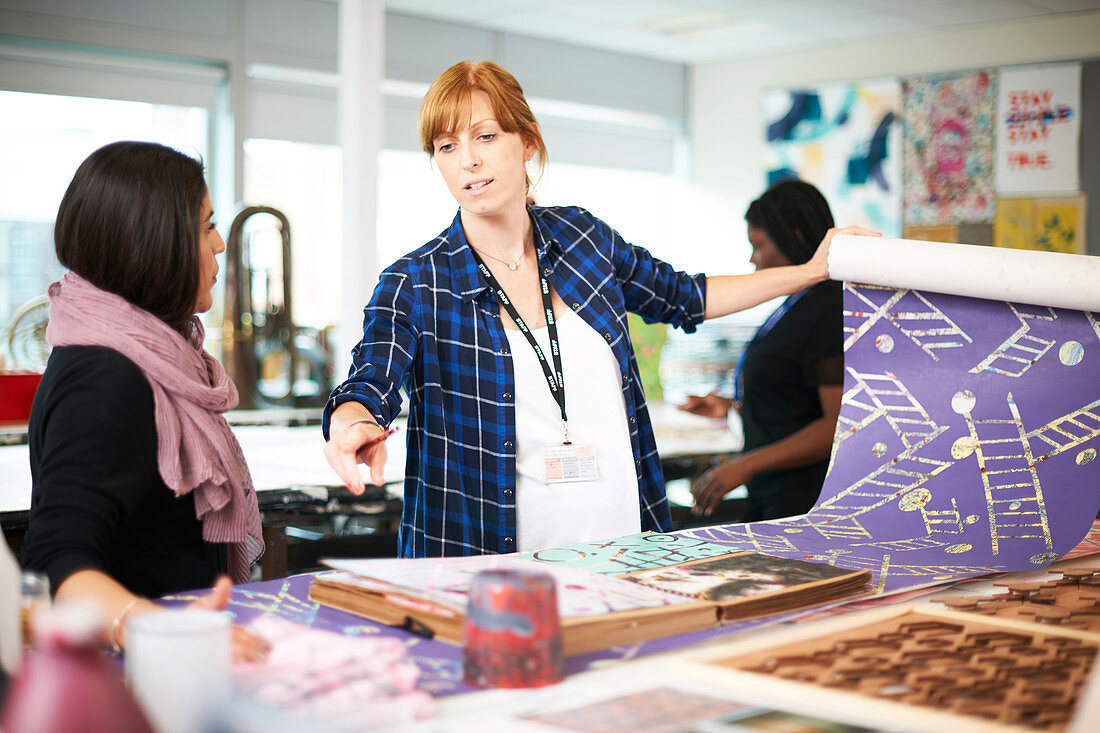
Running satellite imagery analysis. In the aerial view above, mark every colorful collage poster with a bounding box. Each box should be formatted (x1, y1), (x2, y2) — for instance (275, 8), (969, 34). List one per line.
(762, 80), (901, 237)
(996, 65), (1081, 193)
(994, 195), (1087, 254)
(902, 71), (997, 225)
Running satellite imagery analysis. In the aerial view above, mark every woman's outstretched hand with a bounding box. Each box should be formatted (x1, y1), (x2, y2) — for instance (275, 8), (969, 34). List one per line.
(323, 419), (390, 495)
(691, 459), (754, 517)
(190, 576), (269, 663)
(678, 393), (734, 419)
(807, 226), (883, 282)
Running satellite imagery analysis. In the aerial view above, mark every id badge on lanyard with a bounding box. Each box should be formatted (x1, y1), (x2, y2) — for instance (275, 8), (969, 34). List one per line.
(470, 247), (599, 484)
(542, 443), (599, 484)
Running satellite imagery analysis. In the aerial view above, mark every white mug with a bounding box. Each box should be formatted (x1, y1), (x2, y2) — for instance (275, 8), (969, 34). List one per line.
(126, 609), (231, 733)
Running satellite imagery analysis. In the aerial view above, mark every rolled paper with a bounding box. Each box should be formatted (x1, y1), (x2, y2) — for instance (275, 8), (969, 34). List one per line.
(683, 232), (1100, 598)
(829, 234), (1100, 312)
(463, 569), (563, 688)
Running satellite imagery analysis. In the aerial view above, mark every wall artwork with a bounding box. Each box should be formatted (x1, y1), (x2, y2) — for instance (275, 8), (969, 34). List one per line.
(994, 195), (1087, 254)
(902, 71), (997, 225)
(996, 64), (1081, 193)
(762, 80), (901, 236)
(680, 236), (1100, 597)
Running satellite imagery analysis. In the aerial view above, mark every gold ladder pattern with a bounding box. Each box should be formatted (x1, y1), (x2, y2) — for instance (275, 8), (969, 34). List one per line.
(969, 304), (1057, 378)
(843, 284), (972, 360)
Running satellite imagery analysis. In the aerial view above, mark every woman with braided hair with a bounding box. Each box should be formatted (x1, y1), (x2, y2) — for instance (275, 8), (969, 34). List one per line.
(684, 180), (846, 522)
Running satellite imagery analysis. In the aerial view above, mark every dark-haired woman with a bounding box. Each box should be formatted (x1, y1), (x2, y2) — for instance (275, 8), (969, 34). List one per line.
(685, 180), (845, 522)
(23, 141), (266, 658)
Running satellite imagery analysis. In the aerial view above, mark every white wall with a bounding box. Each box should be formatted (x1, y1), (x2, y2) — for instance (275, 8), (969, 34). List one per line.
(691, 10), (1100, 216)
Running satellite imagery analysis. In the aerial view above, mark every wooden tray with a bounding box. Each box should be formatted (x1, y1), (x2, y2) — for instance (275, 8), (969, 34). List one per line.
(673, 605), (1100, 732)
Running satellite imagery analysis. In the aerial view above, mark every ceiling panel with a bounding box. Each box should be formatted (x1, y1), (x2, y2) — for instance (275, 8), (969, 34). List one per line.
(384, 0), (1100, 63)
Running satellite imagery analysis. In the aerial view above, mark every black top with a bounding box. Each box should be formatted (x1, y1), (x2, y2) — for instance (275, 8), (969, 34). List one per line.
(739, 280), (844, 521)
(23, 346), (227, 598)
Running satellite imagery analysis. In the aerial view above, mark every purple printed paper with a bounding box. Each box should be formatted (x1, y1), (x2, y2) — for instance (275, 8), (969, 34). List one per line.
(681, 283), (1100, 595)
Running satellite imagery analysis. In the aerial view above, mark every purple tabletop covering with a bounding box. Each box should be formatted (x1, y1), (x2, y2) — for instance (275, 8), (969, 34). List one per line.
(165, 282), (1100, 698)
(165, 573), (824, 697)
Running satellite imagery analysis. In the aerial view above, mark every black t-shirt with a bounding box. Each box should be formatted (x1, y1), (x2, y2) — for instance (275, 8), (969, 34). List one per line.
(738, 280), (843, 520)
(23, 345), (227, 598)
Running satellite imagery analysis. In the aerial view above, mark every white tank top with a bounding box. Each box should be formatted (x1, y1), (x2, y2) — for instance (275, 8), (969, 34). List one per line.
(504, 307), (642, 551)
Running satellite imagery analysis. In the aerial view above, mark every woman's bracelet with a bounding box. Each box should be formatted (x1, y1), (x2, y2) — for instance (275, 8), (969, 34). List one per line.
(111, 597), (143, 653)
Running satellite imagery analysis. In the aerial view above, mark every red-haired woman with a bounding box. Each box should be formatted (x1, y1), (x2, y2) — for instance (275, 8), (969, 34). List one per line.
(322, 61), (876, 558)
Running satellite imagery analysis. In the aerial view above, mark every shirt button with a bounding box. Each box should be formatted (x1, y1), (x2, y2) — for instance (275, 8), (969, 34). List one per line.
(629, 417), (636, 424)
(500, 347), (509, 355)
(505, 537), (514, 544)
(604, 333), (612, 341)
(636, 459), (642, 466)
(504, 440), (514, 449)
(572, 303), (580, 310)
(503, 392), (512, 400)
(504, 489), (513, 497)
(622, 374), (628, 383)
(544, 268), (552, 276)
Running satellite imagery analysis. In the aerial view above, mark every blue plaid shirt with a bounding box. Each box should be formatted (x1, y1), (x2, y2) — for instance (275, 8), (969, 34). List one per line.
(323, 206), (707, 558)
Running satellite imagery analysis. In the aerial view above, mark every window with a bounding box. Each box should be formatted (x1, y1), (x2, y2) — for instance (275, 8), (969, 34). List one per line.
(242, 139), (343, 331)
(0, 90), (208, 368)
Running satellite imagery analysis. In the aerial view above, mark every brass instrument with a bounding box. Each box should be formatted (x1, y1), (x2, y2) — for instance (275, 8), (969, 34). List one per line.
(223, 205), (332, 409)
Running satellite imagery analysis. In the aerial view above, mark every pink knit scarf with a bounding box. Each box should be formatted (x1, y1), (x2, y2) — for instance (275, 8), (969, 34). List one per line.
(46, 272), (263, 584)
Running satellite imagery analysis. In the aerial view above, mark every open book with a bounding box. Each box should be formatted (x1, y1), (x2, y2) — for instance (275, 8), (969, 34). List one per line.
(309, 547), (871, 655)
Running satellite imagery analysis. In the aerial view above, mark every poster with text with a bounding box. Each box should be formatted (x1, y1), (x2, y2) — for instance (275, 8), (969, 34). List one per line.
(762, 80), (901, 237)
(902, 71), (997, 225)
(996, 65), (1081, 193)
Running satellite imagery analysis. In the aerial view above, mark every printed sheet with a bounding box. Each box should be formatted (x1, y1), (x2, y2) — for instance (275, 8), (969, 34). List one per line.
(323, 555), (695, 616)
(681, 236), (1100, 595)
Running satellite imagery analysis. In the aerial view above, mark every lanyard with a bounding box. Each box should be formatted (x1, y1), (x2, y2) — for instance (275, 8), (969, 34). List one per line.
(733, 286), (812, 402)
(469, 248), (572, 443)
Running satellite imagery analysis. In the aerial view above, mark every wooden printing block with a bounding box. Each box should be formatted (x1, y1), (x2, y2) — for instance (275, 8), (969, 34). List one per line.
(965, 630), (1032, 648)
(971, 653), (1018, 669)
(993, 581), (1050, 599)
(1012, 645), (1059, 663)
(675, 607), (1100, 732)
(973, 599), (1020, 612)
(1058, 568), (1097, 582)
(937, 596), (984, 611)
(832, 638), (900, 654)
(827, 666), (905, 687)
(1009, 702), (1072, 728)
(1058, 643), (1098, 660)
(899, 648), (964, 666)
(912, 634), (957, 647)
(897, 621), (961, 636)
(1032, 606), (1073, 624)
(950, 699), (1005, 720)
(1039, 635), (1078, 648)
(1061, 619), (1092, 631)
(754, 655), (830, 682)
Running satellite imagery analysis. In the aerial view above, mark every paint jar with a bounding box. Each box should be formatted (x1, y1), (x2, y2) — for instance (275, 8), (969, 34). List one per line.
(20, 571), (50, 648)
(463, 569), (563, 688)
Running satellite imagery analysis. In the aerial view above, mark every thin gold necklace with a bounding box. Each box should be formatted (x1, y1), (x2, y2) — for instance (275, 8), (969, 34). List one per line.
(471, 241), (529, 271)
